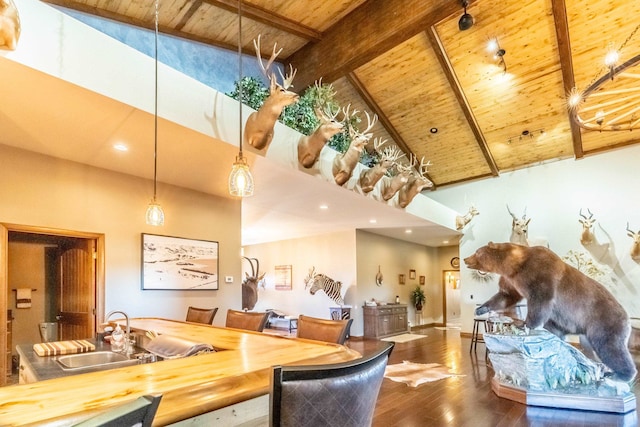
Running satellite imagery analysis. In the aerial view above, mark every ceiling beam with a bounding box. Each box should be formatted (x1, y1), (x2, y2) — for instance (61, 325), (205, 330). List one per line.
(204, 0), (322, 42)
(287, 0), (460, 90)
(551, 0), (584, 159)
(425, 26), (499, 177)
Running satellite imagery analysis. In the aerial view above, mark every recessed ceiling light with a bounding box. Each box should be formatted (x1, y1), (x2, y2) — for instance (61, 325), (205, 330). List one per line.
(369, 219), (377, 224)
(430, 127), (438, 134)
(319, 204), (328, 210)
(405, 229), (412, 234)
(443, 240), (449, 244)
(113, 143), (128, 152)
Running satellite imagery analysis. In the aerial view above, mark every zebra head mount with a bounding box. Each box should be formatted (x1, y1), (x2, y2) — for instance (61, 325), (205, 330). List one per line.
(304, 266), (345, 305)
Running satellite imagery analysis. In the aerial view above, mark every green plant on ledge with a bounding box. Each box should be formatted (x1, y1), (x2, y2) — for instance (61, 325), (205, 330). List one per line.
(410, 285), (426, 311)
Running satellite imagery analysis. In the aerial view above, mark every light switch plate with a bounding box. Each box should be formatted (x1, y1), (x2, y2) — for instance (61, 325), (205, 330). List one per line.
(225, 276), (233, 283)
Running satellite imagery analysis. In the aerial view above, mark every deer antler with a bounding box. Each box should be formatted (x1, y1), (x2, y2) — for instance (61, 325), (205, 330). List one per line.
(253, 35), (282, 79)
(380, 145), (404, 163)
(278, 64), (297, 89)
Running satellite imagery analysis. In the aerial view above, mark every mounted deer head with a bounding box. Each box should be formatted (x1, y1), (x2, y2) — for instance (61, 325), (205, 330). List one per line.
(626, 223), (640, 262)
(507, 205), (530, 246)
(0, 0), (20, 51)
(579, 208), (596, 245)
(333, 109), (377, 186)
(380, 162), (413, 201)
(358, 138), (405, 193)
(244, 35), (299, 152)
(241, 256), (265, 310)
(455, 205), (479, 230)
(298, 93), (344, 168)
(398, 155), (433, 208)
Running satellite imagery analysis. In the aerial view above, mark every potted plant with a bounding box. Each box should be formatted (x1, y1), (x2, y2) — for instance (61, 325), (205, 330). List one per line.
(410, 285), (426, 311)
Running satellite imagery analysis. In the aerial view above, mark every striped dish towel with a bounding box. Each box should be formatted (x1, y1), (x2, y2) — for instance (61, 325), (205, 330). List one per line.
(33, 340), (96, 357)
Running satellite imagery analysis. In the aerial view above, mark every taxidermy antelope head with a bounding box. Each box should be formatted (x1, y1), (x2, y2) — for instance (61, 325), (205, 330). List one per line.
(359, 138), (405, 193)
(507, 205), (530, 246)
(241, 256), (265, 311)
(244, 35), (299, 152)
(0, 0), (20, 51)
(455, 205), (479, 230)
(398, 155), (433, 208)
(579, 208), (596, 245)
(380, 162), (413, 201)
(298, 94), (344, 168)
(626, 223), (640, 262)
(333, 108), (377, 186)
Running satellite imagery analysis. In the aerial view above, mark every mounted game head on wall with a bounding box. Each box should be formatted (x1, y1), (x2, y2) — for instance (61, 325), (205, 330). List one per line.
(242, 256), (265, 310)
(0, 0), (20, 51)
(506, 205), (530, 246)
(626, 223), (640, 262)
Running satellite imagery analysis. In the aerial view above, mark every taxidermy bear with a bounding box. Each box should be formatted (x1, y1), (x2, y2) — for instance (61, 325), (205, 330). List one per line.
(464, 242), (636, 382)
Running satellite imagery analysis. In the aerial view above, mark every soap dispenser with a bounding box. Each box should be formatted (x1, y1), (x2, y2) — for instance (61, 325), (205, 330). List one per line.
(111, 324), (125, 353)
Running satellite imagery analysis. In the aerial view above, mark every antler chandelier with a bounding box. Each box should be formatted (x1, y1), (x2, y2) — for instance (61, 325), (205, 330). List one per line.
(568, 23), (640, 132)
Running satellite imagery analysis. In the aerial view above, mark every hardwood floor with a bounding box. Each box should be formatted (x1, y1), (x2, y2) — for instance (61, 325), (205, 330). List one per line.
(346, 328), (640, 427)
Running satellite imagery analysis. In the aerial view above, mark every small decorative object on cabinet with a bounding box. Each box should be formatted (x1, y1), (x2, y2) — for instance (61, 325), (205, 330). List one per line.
(363, 304), (408, 339)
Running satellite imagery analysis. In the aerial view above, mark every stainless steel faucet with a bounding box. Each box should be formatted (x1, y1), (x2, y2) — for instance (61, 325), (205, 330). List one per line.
(104, 310), (130, 353)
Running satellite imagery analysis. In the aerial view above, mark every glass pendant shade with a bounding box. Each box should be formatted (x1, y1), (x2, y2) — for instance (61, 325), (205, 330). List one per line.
(229, 155), (254, 197)
(145, 199), (165, 226)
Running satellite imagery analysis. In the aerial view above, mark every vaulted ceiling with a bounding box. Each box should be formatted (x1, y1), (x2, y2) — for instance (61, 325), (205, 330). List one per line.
(41, 0), (640, 189)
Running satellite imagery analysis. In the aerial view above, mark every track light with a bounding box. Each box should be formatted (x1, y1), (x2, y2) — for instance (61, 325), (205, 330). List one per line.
(458, 0), (474, 31)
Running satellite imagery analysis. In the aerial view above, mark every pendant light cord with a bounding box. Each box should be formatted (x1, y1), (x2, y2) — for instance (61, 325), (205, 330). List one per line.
(153, 0), (159, 200)
(237, 0), (243, 158)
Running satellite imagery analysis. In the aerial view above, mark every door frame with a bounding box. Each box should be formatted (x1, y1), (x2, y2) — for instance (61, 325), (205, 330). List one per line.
(0, 223), (105, 386)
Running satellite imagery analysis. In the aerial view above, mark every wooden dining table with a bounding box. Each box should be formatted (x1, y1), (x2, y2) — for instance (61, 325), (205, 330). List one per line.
(0, 318), (360, 426)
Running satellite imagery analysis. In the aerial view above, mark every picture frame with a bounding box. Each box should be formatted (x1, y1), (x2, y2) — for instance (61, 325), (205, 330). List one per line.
(409, 269), (416, 280)
(275, 265), (292, 290)
(399, 274), (406, 285)
(142, 233), (219, 290)
(419, 275), (425, 285)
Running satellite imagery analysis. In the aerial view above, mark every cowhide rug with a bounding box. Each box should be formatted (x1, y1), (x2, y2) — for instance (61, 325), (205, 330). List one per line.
(384, 361), (465, 387)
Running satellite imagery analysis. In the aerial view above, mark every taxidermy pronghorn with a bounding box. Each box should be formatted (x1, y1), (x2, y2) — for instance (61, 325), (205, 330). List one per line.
(333, 108), (377, 186)
(359, 138), (405, 193)
(455, 205), (480, 230)
(398, 155), (433, 208)
(244, 35), (299, 152)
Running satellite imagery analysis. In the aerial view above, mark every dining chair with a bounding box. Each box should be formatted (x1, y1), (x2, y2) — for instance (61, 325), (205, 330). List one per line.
(72, 394), (162, 427)
(270, 342), (394, 427)
(296, 314), (353, 344)
(185, 306), (218, 325)
(225, 309), (270, 332)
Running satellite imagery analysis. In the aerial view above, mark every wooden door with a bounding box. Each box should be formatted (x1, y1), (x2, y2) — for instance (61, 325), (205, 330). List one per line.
(57, 238), (96, 340)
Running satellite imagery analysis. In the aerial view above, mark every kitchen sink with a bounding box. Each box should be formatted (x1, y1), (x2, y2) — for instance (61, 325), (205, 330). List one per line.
(56, 351), (139, 370)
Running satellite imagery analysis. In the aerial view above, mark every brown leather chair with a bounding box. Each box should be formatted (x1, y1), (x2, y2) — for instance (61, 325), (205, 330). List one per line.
(225, 309), (270, 332)
(185, 306), (218, 325)
(270, 342), (394, 427)
(296, 314), (353, 345)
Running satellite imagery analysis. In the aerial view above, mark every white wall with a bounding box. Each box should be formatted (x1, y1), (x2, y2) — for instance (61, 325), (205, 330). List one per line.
(428, 145), (640, 333)
(244, 230), (357, 324)
(0, 145), (242, 327)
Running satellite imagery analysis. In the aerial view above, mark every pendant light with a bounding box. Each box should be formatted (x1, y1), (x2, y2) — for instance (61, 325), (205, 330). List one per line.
(146, 0), (165, 225)
(228, 0), (254, 197)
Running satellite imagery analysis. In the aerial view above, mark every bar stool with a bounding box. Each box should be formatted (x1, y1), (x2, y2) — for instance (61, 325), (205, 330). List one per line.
(469, 314), (487, 353)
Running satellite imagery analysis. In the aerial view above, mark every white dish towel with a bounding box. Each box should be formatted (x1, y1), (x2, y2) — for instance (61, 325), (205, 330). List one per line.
(16, 288), (32, 308)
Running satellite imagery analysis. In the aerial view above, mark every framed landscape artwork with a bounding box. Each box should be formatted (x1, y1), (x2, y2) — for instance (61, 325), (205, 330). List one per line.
(275, 265), (292, 290)
(142, 234), (219, 290)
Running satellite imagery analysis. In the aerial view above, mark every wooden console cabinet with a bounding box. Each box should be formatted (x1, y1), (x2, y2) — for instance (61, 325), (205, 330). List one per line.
(363, 304), (409, 339)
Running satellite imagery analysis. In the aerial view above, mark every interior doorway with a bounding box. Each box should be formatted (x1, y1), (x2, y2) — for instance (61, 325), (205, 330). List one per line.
(442, 270), (461, 327)
(0, 223), (105, 386)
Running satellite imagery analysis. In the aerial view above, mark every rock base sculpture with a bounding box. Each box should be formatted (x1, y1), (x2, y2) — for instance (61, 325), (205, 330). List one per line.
(484, 326), (636, 414)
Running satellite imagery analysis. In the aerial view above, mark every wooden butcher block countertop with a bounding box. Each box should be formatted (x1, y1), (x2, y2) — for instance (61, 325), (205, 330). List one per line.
(0, 318), (360, 426)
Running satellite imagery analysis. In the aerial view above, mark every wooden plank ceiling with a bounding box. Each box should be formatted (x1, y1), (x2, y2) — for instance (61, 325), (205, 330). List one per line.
(42, 0), (640, 189)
